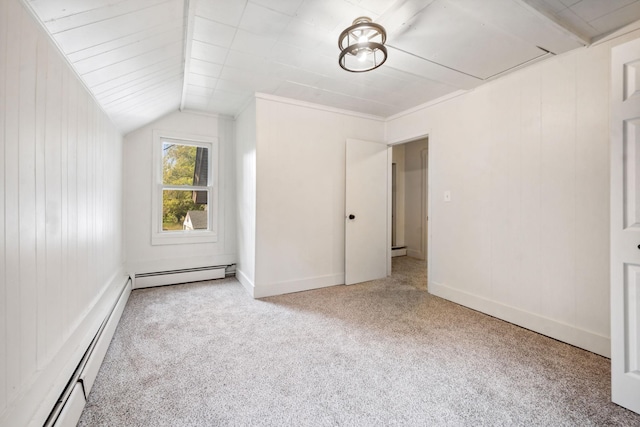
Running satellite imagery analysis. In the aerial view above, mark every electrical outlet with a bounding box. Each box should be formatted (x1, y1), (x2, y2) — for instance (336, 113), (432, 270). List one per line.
(444, 190), (451, 202)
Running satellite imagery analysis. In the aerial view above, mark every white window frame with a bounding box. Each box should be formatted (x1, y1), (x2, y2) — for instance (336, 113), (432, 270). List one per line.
(151, 130), (219, 245)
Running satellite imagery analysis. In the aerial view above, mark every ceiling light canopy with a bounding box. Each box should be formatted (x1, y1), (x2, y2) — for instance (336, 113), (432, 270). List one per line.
(338, 17), (387, 73)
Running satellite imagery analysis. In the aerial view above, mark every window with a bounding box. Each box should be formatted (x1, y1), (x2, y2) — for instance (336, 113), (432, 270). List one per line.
(152, 130), (218, 245)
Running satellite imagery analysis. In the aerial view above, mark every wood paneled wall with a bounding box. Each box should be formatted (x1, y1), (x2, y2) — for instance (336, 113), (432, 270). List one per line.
(1, 0), (125, 425)
(385, 34), (625, 357)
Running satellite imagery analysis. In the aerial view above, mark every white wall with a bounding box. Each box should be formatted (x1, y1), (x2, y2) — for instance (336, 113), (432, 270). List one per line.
(404, 138), (428, 260)
(123, 110), (236, 277)
(252, 95), (385, 297)
(385, 31), (640, 357)
(235, 100), (257, 293)
(391, 144), (406, 247)
(0, 0), (126, 425)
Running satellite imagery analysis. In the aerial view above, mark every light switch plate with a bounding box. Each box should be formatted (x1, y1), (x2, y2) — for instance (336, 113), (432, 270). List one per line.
(444, 190), (451, 202)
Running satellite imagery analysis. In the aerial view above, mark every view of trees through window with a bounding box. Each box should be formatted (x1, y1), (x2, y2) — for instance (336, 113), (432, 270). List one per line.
(162, 142), (208, 231)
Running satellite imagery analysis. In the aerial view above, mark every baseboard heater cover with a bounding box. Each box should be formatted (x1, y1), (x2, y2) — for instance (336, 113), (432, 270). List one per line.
(45, 277), (131, 427)
(134, 265), (228, 289)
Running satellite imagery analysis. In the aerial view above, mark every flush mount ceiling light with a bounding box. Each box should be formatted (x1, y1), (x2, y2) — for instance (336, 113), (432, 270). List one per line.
(338, 16), (387, 72)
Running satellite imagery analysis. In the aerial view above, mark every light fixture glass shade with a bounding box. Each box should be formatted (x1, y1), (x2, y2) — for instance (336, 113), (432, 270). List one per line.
(338, 17), (387, 72)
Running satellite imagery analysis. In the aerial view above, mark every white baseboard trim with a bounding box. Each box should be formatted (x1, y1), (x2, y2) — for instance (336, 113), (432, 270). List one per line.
(254, 273), (344, 298)
(236, 269), (255, 298)
(429, 281), (611, 358)
(1, 269), (129, 427)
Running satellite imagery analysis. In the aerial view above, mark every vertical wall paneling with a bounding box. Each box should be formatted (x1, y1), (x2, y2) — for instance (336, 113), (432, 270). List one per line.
(489, 74), (518, 306)
(539, 53), (577, 326)
(518, 65), (543, 314)
(574, 46), (610, 337)
(34, 29), (47, 371)
(60, 65), (69, 344)
(44, 44), (64, 368)
(0, 0), (7, 412)
(65, 72), (78, 340)
(76, 90), (88, 315)
(5, 0), (21, 401)
(18, 4), (38, 389)
(1, 0), (125, 424)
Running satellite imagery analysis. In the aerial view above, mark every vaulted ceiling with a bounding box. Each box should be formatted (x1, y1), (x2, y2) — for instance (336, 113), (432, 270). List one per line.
(26, 0), (640, 134)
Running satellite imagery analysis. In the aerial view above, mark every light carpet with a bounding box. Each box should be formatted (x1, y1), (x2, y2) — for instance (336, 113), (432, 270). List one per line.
(78, 256), (640, 426)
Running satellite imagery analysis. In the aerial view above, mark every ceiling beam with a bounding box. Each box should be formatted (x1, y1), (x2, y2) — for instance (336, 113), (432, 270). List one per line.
(180, 0), (196, 111)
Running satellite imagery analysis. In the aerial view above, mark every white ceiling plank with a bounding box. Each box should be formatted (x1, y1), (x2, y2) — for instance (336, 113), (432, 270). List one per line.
(52, 0), (184, 54)
(97, 65), (184, 104)
(250, 0), (304, 16)
(215, 78), (255, 96)
(589, 2), (640, 34)
(43, 0), (171, 34)
(188, 58), (224, 77)
(218, 66), (282, 93)
(384, 47), (481, 89)
(29, 0), (126, 22)
(206, 94), (252, 114)
(517, 0), (594, 43)
(103, 74), (184, 108)
(191, 40), (229, 64)
(553, 7), (600, 39)
(229, 29), (278, 56)
(294, 0), (369, 31)
(185, 84), (215, 98)
(73, 25), (183, 75)
(109, 80), (183, 117)
(66, 20), (182, 62)
(195, 0), (247, 27)
(570, 0), (635, 23)
(391, 1), (550, 79)
(238, 2), (292, 35)
(188, 72), (218, 88)
(224, 50), (267, 71)
(355, 0), (403, 16)
(192, 15), (237, 48)
(81, 41), (183, 87)
(92, 54), (182, 95)
(449, 0), (583, 53)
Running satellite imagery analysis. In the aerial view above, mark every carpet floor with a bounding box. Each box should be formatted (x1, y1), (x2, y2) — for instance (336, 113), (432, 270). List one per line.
(78, 256), (640, 426)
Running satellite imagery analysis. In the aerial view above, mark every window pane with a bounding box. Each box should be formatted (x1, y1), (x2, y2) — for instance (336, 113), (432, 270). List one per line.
(162, 189), (208, 231)
(162, 143), (209, 186)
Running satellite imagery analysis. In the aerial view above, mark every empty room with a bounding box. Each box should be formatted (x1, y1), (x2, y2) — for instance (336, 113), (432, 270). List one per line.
(2, 0), (640, 425)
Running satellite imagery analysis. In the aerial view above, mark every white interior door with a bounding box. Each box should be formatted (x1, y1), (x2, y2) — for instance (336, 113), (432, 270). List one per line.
(611, 38), (640, 414)
(345, 139), (388, 285)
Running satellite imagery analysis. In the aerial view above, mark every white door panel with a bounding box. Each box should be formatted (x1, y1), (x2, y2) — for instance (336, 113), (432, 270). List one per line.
(611, 38), (640, 414)
(345, 139), (388, 285)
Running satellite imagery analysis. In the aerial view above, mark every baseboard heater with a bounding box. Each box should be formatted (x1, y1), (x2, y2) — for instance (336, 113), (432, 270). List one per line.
(45, 277), (132, 427)
(134, 265), (232, 289)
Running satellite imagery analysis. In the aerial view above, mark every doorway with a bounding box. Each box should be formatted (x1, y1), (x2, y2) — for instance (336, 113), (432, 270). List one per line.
(390, 138), (428, 271)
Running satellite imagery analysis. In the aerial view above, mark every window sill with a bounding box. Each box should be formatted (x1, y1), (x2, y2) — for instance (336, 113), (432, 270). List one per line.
(151, 231), (218, 246)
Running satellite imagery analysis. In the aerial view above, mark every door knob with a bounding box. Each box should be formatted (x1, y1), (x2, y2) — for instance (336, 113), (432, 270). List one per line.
(348, 214), (355, 220)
